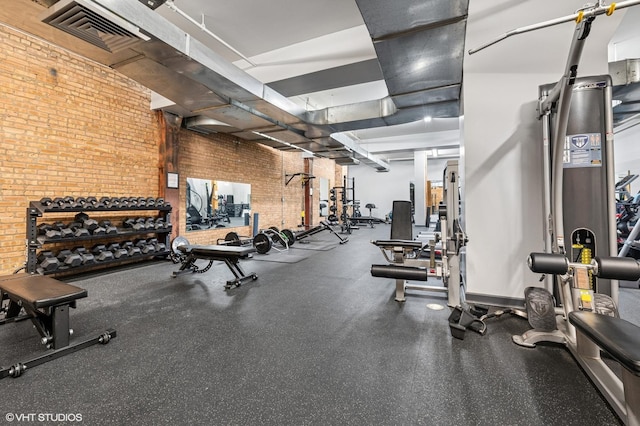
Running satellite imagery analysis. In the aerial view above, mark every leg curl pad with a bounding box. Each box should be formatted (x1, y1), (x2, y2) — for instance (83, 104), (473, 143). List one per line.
(528, 253), (569, 274)
(595, 256), (640, 281)
(371, 264), (428, 281)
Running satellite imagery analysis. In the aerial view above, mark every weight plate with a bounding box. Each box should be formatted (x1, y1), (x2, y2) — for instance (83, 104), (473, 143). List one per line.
(282, 229), (295, 246)
(171, 236), (190, 255)
(225, 231), (241, 246)
(253, 233), (272, 254)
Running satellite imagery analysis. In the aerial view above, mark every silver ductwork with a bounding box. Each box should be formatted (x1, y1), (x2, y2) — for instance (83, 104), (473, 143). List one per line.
(39, 0), (469, 171)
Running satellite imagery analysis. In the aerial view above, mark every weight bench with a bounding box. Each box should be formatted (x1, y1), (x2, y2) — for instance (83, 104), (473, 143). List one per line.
(295, 221), (349, 244)
(172, 244), (258, 289)
(569, 311), (640, 425)
(0, 274), (116, 379)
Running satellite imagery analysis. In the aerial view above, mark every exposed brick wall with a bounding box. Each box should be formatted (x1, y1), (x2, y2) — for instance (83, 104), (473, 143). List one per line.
(178, 133), (343, 245)
(0, 24), (160, 275)
(177, 130), (307, 244)
(0, 21), (343, 274)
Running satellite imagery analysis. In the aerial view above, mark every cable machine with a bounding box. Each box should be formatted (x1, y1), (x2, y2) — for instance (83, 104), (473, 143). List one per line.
(469, 3), (640, 424)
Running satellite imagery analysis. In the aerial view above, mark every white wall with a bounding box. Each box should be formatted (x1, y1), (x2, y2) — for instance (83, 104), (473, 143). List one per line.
(348, 162), (413, 220)
(615, 125), (640, 195)
(348, 158), (451, 223)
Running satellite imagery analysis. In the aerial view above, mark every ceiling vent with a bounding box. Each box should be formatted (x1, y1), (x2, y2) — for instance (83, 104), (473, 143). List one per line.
(41, 0), (149, 53)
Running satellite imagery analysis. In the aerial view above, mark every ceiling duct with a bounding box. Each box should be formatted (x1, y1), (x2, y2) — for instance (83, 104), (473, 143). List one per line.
(39, 0), (467, 171)
(610, 59), (640, 125)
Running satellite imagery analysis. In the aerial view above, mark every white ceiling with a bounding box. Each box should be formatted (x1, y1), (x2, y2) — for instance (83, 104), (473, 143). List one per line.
(153, 0), (462, 162)
(149, 0), (640, 164)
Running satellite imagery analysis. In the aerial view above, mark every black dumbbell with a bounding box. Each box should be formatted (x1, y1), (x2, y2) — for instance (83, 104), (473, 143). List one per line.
(93, 244), (114, 262)
(39, 197), (53, 207)
(155, 198), (165, 207)
(106, 243), (128, 259)
(99, 197), (112, 208)
(121, 241), (141, 256)
(123, 218), (145, 231)
(110, 198), (121, 208)
(92, 226), (106, 236)
(128, 197), (139, 207)
(73, 227), (90, 238)
(57, 249), (83, 268)
(134, 239), (155, 254)
(144, 218), (156, 229)
(72, 247), (96, 265)
(97, 252), (114, 262)
(75, 197), (88, 208)
(52, 197), (66, 209)
(99, 220), (118, 235)
(118, 197), (129, 208)
(83, 219), (99, 232)
(146, 238), (159, 252)
(136, 197), (147, 207)
(146, 197), (156, 207)
(73, 212), (100, 233)
(91, 244), (106, 254)
(74, 212), (89, 223)
(37, 251), (60, 272)
(63, 196), (77, 208)
(37, 223), (62, 240)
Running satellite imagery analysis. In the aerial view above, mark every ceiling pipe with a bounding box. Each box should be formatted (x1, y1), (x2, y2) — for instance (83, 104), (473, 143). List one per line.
(163, 0), (257, 67)
(469, 0), (640, 55)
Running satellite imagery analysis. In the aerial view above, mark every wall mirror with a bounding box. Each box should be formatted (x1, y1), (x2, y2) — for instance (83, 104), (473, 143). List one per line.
(186, 177), (251, 231)
(319, 177), (329, 217)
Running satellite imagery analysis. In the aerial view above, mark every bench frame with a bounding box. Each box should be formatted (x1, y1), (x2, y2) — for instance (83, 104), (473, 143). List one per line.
(569, 311), (640, 426)
(172, 244), (258, 289)
(0, 274), (116, 379)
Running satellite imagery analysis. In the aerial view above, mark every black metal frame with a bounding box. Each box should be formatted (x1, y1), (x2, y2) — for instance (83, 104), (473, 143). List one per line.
(0, 274), (116, 379)
(25, 198), (172, 275)
(172, 245), (258, 289)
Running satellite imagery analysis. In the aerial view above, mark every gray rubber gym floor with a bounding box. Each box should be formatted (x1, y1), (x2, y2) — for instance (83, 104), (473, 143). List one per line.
(2, 224), (638, 425)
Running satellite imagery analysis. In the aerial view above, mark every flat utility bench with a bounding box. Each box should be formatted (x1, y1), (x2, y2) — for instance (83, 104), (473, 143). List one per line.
(172, 244), (258, 289)
(0, 274), (116, 379)
(569, 311), (640, 425)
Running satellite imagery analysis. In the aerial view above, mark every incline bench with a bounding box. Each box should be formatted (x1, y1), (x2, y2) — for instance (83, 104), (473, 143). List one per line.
(0, 274), (116, 379)
(569, 311), (640, 425)
(172, 244), (258, 289)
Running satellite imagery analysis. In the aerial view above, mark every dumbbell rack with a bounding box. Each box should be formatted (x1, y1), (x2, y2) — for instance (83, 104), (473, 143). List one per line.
(25, 199), (172, 275)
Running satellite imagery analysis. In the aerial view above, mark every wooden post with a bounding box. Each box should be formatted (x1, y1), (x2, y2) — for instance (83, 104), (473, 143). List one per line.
(158, 111), (182, 241)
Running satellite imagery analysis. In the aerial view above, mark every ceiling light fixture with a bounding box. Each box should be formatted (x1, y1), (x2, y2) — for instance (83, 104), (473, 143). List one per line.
(252, 131), (314, 156)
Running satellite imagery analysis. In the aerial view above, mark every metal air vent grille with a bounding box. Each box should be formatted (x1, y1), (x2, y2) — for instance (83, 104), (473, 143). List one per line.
(41, 0), (149, 52)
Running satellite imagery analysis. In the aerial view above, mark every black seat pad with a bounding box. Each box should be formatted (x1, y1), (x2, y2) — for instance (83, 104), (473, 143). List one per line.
(372, 239), (423, 249)
(179, 244), (256, 259)
(569, 311), (640, 375)
(0, 274), (87, 309)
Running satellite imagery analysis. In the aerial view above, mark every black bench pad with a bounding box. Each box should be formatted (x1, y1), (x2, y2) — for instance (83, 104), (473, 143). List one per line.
(179, 244), (256, 259)
(372, 239), (423, 249)
(0, 275), (87, 309)
(569, 311), (640, 375)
